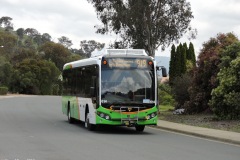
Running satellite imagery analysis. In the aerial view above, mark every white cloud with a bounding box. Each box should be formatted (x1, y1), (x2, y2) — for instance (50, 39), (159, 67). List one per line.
(157, 0), (240, 57)
(1, 0), (240, 56)
(1, 0), (115, 48)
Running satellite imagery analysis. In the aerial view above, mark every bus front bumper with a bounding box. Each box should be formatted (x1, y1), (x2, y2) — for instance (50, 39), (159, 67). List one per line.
(96, 115), (158, 126)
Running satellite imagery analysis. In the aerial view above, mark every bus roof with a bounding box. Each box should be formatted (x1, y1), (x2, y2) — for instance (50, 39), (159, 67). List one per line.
(63, 56), (100, 70)
(63, 49), (150, 70)
(91, 49), (148, 57)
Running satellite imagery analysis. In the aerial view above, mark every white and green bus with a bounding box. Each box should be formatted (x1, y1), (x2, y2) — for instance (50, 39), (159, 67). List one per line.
(62, 49), (166, 132)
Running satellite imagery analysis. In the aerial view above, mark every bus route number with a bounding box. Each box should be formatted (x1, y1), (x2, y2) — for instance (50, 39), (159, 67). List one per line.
(136, 59), (147, 68)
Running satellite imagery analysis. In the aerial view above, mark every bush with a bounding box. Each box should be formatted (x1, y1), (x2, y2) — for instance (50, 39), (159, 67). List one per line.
(172, 74), (191, 109)
(52, 84), (59, 95)
(0, 86), (8, 95)
(158, 84), (175, 106)
(209, 42), (240, 120)
(187, 33), (239, 114)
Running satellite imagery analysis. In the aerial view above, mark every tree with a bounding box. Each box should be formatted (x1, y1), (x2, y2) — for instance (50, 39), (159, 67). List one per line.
(41, 33), (52, 43)
(169, 43), (188, 84)
(0, 56), (13, 87)
(67, 53), (82, 62)
(80, 40), (105, 58)
(180, 43), (187, 74)
(23, 28), (40, 48)
(0, 16), (14, 31)
(175, 44), (183, 77)
(158, 83), (175, 106)
(58, 36), (73, 48)
(40, 42), (71, 71)
(11, 48), (38, 64)
(70, 48), (85, 57)
(16, 28), (25, 39)
(172, 73), (191, 109)
(210, 42), (240, 120)
(88, 0), (194, 56)
(24, 28), (40, 38)
(188, 42), (196, 65)
(169, 44), (176, 84)
(0, 31), (17, 58)
(186, 33), (239, 114)
(11, 58), (60, 95)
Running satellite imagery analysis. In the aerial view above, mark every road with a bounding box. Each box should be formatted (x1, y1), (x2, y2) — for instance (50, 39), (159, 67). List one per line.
(0, 96), (239, 160)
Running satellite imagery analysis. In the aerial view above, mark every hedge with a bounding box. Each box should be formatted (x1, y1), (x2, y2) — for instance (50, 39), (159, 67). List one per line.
(0, 86), (8, 95)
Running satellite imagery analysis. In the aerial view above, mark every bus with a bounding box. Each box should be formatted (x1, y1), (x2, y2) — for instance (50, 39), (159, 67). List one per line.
(62, 49), (167, 132)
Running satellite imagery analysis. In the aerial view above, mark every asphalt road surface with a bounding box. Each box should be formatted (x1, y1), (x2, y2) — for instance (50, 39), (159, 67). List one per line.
(0, 96), (239, 160)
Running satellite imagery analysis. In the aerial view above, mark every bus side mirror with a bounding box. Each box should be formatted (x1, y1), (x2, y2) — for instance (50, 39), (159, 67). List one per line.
(90, 87), (95, 97)
(162, 67), (167, 77)
(157, 66), (167, 77)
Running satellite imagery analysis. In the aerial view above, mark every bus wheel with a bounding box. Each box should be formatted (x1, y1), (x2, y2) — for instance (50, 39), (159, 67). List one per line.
(135, 125), (145, 132)
(68, 108), (74, 124)
(85, 113), (96, 131)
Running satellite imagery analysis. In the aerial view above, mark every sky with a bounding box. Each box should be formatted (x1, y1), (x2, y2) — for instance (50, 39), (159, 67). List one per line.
(1, 0), (240, 57)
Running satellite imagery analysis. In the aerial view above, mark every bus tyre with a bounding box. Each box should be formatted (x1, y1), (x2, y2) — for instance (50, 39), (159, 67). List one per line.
(135, 125), (145, 132)
(85, 113), (96, 131)
(68, 108), (74, 124)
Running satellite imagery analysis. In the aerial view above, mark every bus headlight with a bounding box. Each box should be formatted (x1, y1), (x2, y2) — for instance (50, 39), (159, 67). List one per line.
(151, 112), (156, 118)
(97, 112), (111, 120)
(105, 115), (110, 120)
(146, 115), (151, 120)
(146, 112), (157, 120)
(100, 113), (105, 118)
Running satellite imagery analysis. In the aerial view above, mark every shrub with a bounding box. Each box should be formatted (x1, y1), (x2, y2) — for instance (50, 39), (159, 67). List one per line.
(172, 73), (191, 109)
(187, 33), (239, 114)
(209, 42), (240, 120)
(0, 86), (8, 95)
(158, 83), (175, 106)
(52, 84), (59, 95)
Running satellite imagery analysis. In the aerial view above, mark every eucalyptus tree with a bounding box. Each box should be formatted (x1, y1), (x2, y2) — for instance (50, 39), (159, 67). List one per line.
(88, 0), (194, 56)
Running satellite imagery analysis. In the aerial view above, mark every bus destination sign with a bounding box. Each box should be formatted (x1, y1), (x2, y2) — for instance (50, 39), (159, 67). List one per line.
(108, 58), (149, 68)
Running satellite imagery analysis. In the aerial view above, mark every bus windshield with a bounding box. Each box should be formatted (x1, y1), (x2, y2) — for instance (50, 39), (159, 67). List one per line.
(101, 68), (155, 105)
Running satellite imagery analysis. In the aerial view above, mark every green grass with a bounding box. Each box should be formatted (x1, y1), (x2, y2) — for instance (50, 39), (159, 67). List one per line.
(159, 105), (174, 112)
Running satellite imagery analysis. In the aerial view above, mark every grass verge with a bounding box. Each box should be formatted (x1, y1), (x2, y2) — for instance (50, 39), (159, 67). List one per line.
(159, 105), (240, 133)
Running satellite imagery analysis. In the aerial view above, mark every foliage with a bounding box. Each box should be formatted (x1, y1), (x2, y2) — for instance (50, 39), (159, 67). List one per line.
(188, 42), (196, 65)
(159, 105), (174, 112)
(11, 58), (61, 95)
(0, 16), (103, 95)
(70, 48), (85, 58)
(171, 74), (191, 109)
(11, 48), (38, 64)
(88, 0), (194, 56)
(16, 28), (24, 39)
(24, 28), (39, 37)
(158, 83), (175, 106)
(40, 42), (71, 71)
(180, 43), (187, 74)
(187, 33), (239, 114)
(0, 86), (8, 95)
(169, 44), (176, 84)
(169, 42), (195, 84)
(41, 33), (52, 43)
(0, 57), (13, 87)
(210, 42), (240, 119)
(58, 36), (73, 48)
(0, 31), (18, 58)
(0, 16), (13, 31)
(80, 40), (105, 58)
